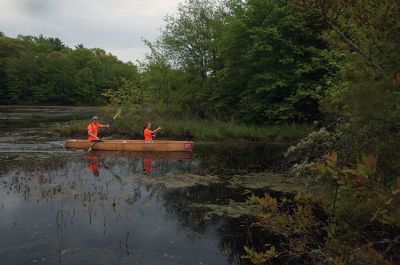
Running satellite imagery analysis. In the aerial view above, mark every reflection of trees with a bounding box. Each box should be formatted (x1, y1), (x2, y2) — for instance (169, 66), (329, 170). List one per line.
(160, 185), (251, 263)
(1, 145), (290, 264)
(161, 183), (295, 264)
(162, 184), (231, 232)
(215, 216), (286, 265)
(193, 143), (286, 175)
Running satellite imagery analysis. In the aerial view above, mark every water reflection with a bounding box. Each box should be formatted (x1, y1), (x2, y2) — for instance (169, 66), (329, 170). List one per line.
(87, 153), (101, 177)
(1, 149), (288, 265)
(0, 106), (288, 265)
(1, 150), (247, 265)
(144, 158), (153, 176)
(82, 151), (196, 178)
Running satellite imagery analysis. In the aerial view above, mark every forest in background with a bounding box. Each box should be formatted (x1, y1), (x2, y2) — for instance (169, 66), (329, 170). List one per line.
(1, 0), (398, 126)
(0, 33), (140, 105)
(1, 0), (338, 124)
(1, 0), (400, 264)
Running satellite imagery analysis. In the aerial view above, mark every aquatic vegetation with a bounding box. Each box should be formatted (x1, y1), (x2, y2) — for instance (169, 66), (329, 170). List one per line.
(53, 120), (90, 137)
(244, 153), (400, 265)
(243, 245), (278, 264)
(184, 172), (324, 221)
(224, 172), (313, 193)
(190, 200), (259, 219)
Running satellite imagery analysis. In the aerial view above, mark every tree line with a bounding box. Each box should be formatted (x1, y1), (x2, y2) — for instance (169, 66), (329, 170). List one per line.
(0, 32), (140, 105)
(0, 0), (338, 123)
(1, 0), (399, 128)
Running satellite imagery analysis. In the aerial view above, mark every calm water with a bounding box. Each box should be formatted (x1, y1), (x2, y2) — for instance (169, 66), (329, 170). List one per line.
(0, 106), (288, 265)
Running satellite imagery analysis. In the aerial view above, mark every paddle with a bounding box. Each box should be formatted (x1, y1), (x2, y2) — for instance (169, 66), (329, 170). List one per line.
(87, 108), (122, 152)
(152, 126), (162, 139)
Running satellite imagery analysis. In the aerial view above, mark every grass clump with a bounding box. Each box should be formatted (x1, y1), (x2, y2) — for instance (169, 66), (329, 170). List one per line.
(53, 120), (88, 137)
(54, 107), (311, 142)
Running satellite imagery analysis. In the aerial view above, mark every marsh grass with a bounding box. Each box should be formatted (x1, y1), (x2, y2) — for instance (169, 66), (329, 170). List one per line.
(55, 115), (311, 142)
(53, 120), (89, 137)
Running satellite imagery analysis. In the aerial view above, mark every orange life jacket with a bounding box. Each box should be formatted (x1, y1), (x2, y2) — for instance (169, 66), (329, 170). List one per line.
(144, 128), (152, 141)
(87, 122), (101, 141)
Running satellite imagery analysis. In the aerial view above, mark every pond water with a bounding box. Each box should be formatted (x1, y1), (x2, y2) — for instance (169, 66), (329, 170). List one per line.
(0, 106), (299, 265)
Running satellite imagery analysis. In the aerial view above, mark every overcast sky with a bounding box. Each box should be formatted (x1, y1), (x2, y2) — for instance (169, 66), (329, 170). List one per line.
(0, 0), (181, 62)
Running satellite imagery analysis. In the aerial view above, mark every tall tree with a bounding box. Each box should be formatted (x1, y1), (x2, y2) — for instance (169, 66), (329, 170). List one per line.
(160, 0), (225, 78)
(144, 0), (226, 116)
(302, 0), (400, 175)
(216, 0), (337, 123)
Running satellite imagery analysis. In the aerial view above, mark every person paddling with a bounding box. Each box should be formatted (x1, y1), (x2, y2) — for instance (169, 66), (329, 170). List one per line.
(88, 116), (109, 142)
(143, 122), (161, 143)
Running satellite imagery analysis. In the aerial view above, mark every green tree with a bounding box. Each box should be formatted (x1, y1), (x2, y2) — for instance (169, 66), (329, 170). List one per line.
(74, 67), (97, 104)
(160, 0), (225, 78)
(144, 0), (226, 117)
(0, 35), (25, 102)
(17, 35), (67, 54)
(217, 0), (337, 123)
(140, 44), (190, 115)
(5, 53), (40, 103)
(40, 51), (76, 104)
(303, 0), (400, 175)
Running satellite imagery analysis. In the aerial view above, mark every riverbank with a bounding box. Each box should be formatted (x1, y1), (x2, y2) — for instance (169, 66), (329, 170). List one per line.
(54, 119), (311, 142)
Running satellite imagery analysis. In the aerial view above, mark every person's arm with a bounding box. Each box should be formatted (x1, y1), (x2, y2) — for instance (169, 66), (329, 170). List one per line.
(99, 124), (110, 128)
(151, 127), (161, 134)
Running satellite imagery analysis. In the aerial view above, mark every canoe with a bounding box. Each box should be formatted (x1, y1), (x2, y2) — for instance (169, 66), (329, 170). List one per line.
(65, 140), (194, 152)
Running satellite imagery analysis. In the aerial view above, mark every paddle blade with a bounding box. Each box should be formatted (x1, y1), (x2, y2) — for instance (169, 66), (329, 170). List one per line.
(87, 142), (96, 152)
(113, 107), (122, 120)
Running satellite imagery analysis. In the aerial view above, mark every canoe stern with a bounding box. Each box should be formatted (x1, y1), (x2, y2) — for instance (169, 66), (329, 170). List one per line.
(183, 142), (193, 152)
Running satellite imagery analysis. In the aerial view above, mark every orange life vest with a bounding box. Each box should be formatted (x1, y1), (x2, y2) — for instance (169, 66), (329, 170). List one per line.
(87, 122), (101, 141)
(144, 128), (153, 141)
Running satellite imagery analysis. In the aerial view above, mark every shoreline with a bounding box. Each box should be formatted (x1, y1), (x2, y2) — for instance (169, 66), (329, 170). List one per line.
(54, 119), (311, 143)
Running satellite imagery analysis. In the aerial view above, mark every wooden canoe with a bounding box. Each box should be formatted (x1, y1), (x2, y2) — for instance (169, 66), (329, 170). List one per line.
(65, 140), (194, 152)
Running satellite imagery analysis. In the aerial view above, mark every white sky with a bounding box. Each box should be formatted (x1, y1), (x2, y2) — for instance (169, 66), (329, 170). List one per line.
(0, 0), (181, 62)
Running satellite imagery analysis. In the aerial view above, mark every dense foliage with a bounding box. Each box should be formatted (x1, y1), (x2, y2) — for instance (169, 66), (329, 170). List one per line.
(245, 0), (400, 264)
(245, 153), (400, 265)
(217, 0), (337, 123)
(1, 0), (338, 124)
(137, 0), (338, 123)
(0, 34), (140, 105)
